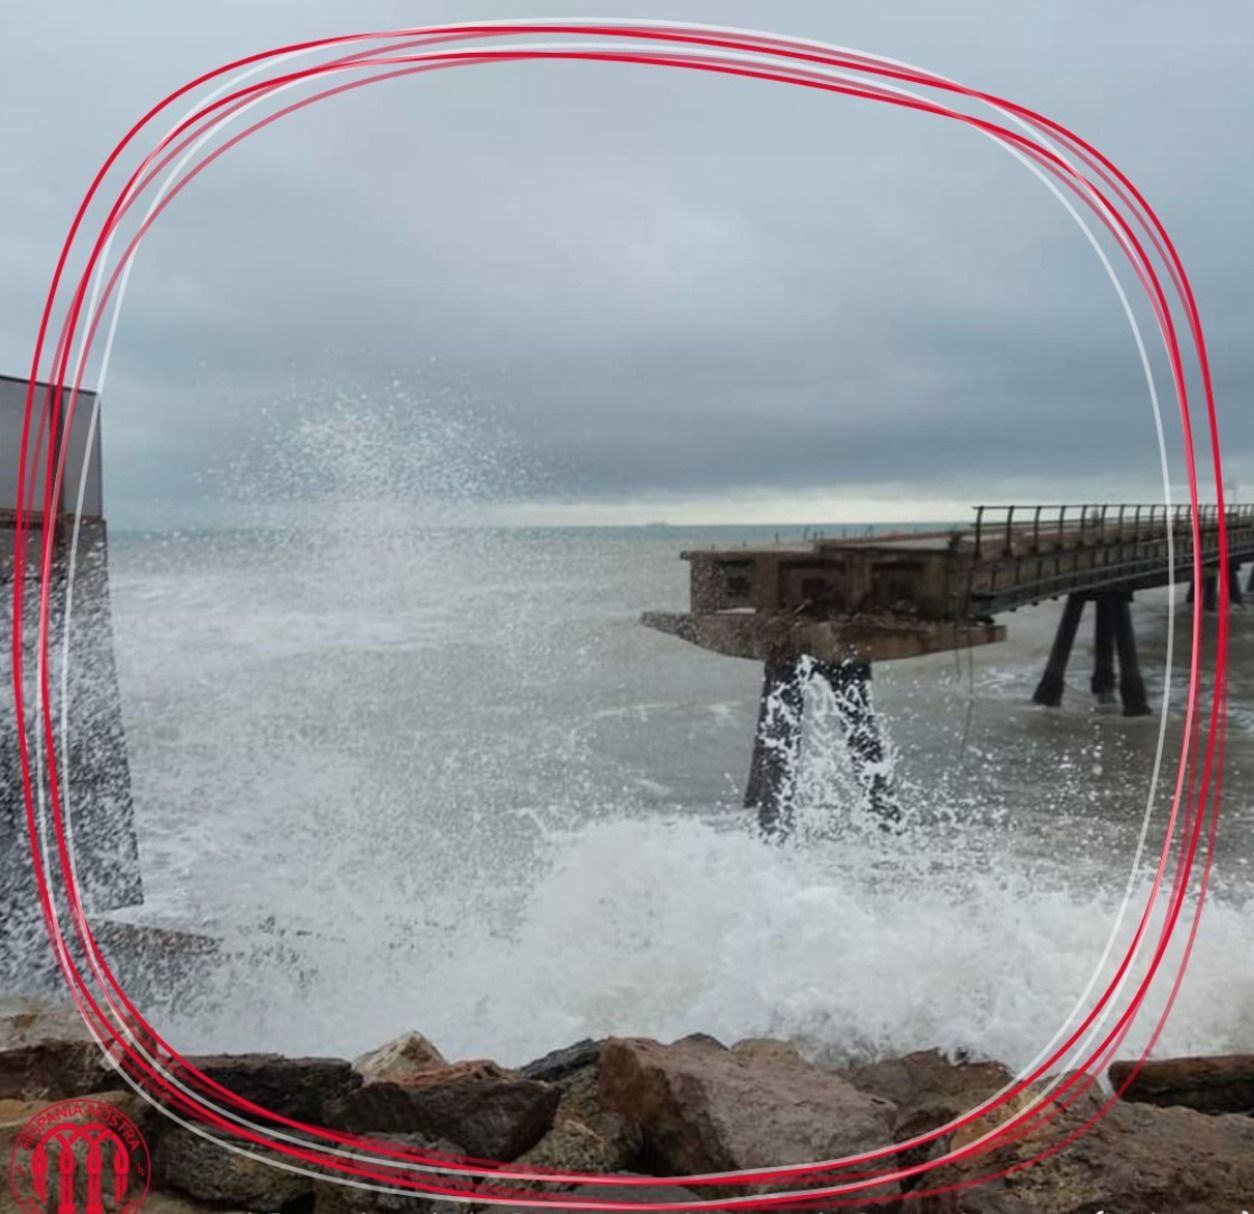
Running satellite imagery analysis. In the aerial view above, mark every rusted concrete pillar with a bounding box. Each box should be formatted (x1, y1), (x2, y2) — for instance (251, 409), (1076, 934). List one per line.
(1111, 591), (1152, 717)
(815, 660), (901, 831)
(746, 658), (807, 839)
(1228, 560), (1244, 606)
(1090, 594), (1117, 704)
(1033, 593), (1086, 707)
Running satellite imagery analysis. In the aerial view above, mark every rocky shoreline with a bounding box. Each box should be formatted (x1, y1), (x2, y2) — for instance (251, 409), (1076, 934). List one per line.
(3, 999), (1253, 1213)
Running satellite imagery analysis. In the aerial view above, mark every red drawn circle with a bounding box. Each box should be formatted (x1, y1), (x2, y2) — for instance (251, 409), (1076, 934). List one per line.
(9, 21), (1229, 1209)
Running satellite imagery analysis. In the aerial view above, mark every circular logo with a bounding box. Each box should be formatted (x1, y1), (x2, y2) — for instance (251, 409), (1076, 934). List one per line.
(9, 1097), (151, 1214)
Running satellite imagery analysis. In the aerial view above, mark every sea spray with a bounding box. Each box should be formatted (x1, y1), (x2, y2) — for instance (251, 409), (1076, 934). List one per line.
(89, 391), (1254, 1073)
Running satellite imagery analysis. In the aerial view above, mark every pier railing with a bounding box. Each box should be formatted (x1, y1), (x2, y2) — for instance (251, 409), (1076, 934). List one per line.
(969, 502), (1254, 560)
(966, 503), (1254, 614)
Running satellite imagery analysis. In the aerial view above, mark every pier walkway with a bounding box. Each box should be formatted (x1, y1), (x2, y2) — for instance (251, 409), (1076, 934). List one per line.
(642, 503), (1254, 834)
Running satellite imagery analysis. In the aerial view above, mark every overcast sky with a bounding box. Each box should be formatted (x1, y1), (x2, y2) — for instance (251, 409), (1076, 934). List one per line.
(2, 2), (1251, 526)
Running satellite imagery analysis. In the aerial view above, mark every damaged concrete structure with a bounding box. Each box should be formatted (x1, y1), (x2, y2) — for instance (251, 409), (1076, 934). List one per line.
(1, 374), (142, 989)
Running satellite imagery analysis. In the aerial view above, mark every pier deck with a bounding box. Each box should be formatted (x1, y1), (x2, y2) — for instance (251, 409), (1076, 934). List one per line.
(643, 503), (1254, 665)
(642, 503), (1254, 833)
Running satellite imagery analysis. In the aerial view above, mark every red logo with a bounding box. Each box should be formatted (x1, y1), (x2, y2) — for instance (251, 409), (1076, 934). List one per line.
(9, 1098), (150, 1214)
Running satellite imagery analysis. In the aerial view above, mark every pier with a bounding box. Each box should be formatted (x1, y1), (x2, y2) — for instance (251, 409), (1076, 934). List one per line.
(643, 503), (1254, 835)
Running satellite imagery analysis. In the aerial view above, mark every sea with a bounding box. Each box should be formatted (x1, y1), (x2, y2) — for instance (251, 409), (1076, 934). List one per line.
(85, 515), (1254, 1074)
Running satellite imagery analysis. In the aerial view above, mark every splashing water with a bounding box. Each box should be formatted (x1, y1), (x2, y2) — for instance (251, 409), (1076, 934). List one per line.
(39, 390), (1254, 1071)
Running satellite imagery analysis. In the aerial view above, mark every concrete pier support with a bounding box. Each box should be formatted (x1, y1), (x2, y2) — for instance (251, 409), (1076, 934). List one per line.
(745, 658), (807, 839)
(1090, 594), (1117, 705)
(1032, 593), (1086, 707)
(746, 656), (900, 838)
(1111, 591), (1152, 716)
(1247, 562), (1254, 595)
(815, 660), (901, 831)
(1183, 574), (1213, 612)
(1034, 590), (1151, 715)
(1228, 560), (1244, 606)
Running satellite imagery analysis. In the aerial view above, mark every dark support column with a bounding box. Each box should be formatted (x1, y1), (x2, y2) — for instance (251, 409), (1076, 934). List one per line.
(1247, 562), (1254, 595)
(1033, 593), (1087, 707)
(1228, 561), (1244, 606)
(1203, 571), (1218, 612)
(746, 658), (807, 839)
(815, 660), (902, 832)
(1090, 594), (1117, 705)
(1111, 592), (1152, 717)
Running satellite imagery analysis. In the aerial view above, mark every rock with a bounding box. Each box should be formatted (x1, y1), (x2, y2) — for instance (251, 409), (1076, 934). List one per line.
(514, 1064), (641, 1175)
(311, 1131), (467, 1214)
(518, 1039), (601, 1083)
(0, 1098), (44, 1171)
(326, 1060), (560, 1162)
(173, 1052), (361, 1124)
(0, 997), (95, 1047)
(837, 1050), (1014, 1191)
(598, 1035), (898, 1195)
(841, 1049), (1013, 1145)
(152, 1124), (311, 1209)
(918, 1083), (1254, 1213)
(1109, 1054), (1254, 1115)
(729, 1038), (805, 1067)
(355, 1032), (448, 1085)
(0, 997), (123, 1100)
(495, 1180), (712, 1213)
(514, 1115), (620, 1177)
(141, 1190), (255, 1214)
(0, 1038), (121, 1102)
(325, 1082), (425, 1135)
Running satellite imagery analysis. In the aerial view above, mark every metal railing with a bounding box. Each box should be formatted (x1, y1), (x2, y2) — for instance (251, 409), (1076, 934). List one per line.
(969, 503), (1254, 560)
(964, 503), (1254, 613)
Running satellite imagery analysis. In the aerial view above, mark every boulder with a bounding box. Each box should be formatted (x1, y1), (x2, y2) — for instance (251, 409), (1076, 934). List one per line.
(0, 997), (122, 1100)
(1109, 1054), (1254, 1115)
(840, 1047), (1014, 1174)
(174, 1052), (361, 1124)
(518, 1039), (601, 1083)
(729, 1038), (806, 1067)
(495, 1180), (713, 1213)
(325, 1060), (560, 1162)
(598, 1035), (898, 1196)
(311, 1131), (468, 1214)
(142, 1190), (257, 1214)
(355, 1032), (447, 1085)
(325, 1082), (425, 1135)
(0, 997), (95, 1047)
(514, 1064), (642, 1176)
(152, 1124), (311, 1209)
(918, 1083), (1254, 1213)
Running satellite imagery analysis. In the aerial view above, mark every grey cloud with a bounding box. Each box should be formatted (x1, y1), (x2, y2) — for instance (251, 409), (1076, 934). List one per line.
(1, 1), (1249, 525)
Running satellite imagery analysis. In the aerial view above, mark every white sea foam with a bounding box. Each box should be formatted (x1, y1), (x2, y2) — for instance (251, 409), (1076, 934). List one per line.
(151, 812), (1254, 1073)
(78, 395), (1254, 1072)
